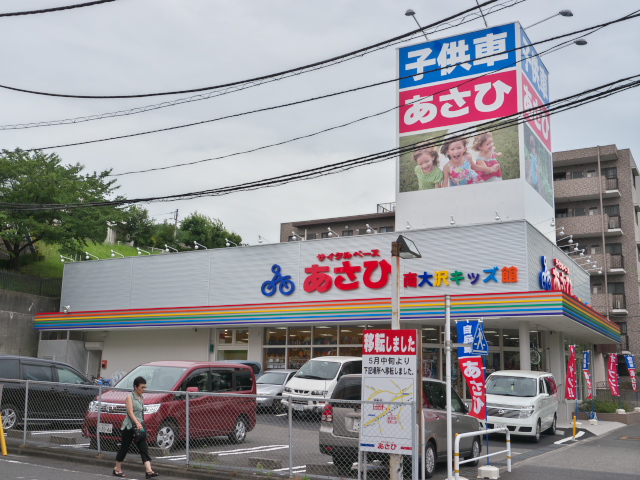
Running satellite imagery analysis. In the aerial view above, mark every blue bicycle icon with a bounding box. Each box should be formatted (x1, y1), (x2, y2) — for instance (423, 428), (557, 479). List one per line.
(261, 264), (295, 297)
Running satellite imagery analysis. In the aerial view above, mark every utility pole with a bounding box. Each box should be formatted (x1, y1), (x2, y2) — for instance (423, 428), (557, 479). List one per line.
(174, 209), (179, 239)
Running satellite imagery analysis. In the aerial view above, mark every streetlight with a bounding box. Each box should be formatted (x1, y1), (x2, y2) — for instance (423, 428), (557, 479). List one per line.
(110, 250), (124, 258)
(165, 244), (178, 253)
(258, 235), (271, 244)
(225, 238), (238, 247)
(137, 247), (151, 255)
(85, 251), (99, 260)
(390, 235), (421, 480)
(404, 9), (429, 42)
(291, 232), (304, 241)
(525, 9), (573, 29)
(60, 255), (74, 262)
(194, 241), (208, 250)
(327, 227), (340, 238)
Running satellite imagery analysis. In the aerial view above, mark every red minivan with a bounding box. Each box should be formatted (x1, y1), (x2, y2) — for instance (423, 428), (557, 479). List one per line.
(82, 361), (257, 450)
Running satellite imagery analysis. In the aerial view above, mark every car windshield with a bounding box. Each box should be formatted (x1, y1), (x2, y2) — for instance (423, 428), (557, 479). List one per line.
(116, 366), (187, 391)
(295, 360), (340, 380)
(486, 375), (537, 397)
(257, 372), (288, 385)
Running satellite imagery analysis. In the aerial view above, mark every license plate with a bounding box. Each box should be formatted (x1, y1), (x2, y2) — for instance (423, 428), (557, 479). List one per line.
(98, 423), (113, 434)
(493, 423), (506, 430)
(352, 418), (360, 431)
(293, 404), (304, 411)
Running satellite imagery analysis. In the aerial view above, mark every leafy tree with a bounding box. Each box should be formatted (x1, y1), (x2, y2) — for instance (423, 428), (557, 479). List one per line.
(0, 149), (121, 270)
(180, 212), (242, 249)
(118, 205), (156, 247)
(150, 220), (179, 250)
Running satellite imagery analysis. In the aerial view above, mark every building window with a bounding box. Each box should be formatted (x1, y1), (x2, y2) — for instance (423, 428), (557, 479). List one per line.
(358, 228), (369, 235)
(607, 282), (624, 295)
(217, 328), (248, 345)
(603, 204), (620, 216)
(306, 233), (317, 240)
(592, 284), (602, 295)
(605, 243), (622, 255)
(570, 171), (585, 179)
(601, 167), (617, 179)
(590, 245), (601, 254)
(586, 170), (597, 177)
(555, 208), (568, 218)
(380, 226), (394, 233)
(589, 207), (599, 216)
(342, 230), (354, 236)
(572, 207), (586, 217)
(553, 172), (566, 181)
(321, 232), (330, 239)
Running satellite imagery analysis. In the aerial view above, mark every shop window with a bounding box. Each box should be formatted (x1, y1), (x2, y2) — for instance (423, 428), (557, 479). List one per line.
(218, 328), (247, 345)
(340, 347), (362, 357)
(313, 347), (338, 358)
(289, 348), (311, 369)
(422, 327), (439, 345)
(571, 171), (585, 179)
(553, 172), (566, 181)
(501, 329), (520, 348)
(484, 329), (500, 348)
(217, 350), (247, 360)
(306, 233), (317, 240)
(342, 230), (354, 237)
(219, 329), (233, 344)
(289, 327), (312, 345)
(264, 348), (286, 370)
(235, 329), (249, 344)
(503, 351), (520, 370)
(314, 326), (337, 345)
(486, 352), (501, 374)
(265, 327), (287, 345)
(422, 348), (439, 379)
(340, 325), (364, 345)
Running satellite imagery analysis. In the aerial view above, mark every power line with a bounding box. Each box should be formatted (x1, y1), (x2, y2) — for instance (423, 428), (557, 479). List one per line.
(0, 0), (116, 17)
(2, 74), (638, 211)
(18, 10), (638, 161)
(0, 0), (525, 131)
(0, 1), (505, 99)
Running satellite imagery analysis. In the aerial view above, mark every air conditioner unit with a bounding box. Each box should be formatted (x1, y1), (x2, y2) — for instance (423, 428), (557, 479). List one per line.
(614, 300), (622, 309)
(609, 219), (617, 229)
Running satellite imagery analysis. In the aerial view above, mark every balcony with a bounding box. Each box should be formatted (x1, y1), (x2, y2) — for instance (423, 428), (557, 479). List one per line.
(554, 176), (621, 203)
(590, 293), (628, 316)
(555, 214), (623, 239)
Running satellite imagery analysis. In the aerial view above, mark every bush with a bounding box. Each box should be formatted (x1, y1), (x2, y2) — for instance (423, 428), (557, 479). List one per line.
(579, 398), (631, 413)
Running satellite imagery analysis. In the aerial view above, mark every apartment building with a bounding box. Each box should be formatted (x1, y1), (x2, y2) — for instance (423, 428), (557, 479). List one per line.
(553, 145), (639, 357)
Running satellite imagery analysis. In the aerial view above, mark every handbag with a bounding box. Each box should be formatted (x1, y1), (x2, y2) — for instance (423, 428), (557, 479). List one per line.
(134, 421), (147, 443)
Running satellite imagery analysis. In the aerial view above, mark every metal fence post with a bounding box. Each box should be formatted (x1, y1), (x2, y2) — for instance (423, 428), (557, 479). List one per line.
(22, 380), (29, 445)
(97, 385), (103, 454)
(288, 399), (293, 478)
(185, 392), (190, 466)
(412, 399), (418, 480)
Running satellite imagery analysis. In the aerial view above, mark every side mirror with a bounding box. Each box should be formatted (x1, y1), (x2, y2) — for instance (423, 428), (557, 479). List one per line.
(464, 402), (470, 413)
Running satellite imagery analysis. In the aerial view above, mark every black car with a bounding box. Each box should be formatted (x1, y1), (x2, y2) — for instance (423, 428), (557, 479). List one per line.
(0, 355), (97, 430)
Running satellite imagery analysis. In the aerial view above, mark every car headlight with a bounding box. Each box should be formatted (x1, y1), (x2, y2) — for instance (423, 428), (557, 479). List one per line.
(311, 390), (329, 396)
(519, 406), (534, 418)
(144, 404), (161, 415)
(284, 387), (292, 393)
(89, 401), (99, 413)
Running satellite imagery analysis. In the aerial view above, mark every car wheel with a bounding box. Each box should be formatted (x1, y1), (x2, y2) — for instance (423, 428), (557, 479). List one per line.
(424, 441), (436, 478)
(464, 438), (481, 467)
(544, 414), (557, 435)
(333, 455), (355, 476)
(156, 420), (179, 450)
(1, 405), (19, 430)
(228, 417), (247, 444)
(532, 419), (541, 443)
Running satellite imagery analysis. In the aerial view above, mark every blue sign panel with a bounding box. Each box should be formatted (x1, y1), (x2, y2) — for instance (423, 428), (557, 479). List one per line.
(625, 354), (636, 370)
(457, 320), (479, 358)
(472, 323), (489, 355)
(398, 23), (517, 89)
(520, 27), (550, 102)
(582, 350), (591, 371)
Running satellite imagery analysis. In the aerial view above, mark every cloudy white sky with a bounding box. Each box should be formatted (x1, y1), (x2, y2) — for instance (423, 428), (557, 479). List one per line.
(0, 0), (638, 245)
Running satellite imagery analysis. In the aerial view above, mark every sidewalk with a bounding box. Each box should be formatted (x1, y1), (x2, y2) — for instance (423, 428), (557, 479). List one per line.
(556, 418), (626, 436)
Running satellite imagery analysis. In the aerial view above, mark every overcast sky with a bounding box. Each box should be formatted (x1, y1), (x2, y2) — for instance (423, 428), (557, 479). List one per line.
(0, 0), (638, 245)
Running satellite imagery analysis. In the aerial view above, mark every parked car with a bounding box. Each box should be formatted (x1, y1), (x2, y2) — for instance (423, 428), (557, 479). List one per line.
(485, 370), (558, 442)
(0, 355), (96, 431)
(221, 360), (263, 378)
(256, 369), (297, 411)
(319, 374), (482, 478)
(82, 361), (257, 450)
(282, 356), (361, 415)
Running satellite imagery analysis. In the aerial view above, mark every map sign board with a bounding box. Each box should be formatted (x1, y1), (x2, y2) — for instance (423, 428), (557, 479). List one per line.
(360, 329), (419, 455)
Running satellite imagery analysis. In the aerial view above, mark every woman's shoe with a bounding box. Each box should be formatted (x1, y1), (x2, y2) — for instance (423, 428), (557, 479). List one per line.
(112, 470), (126, 477)
(145, 472), (159, 479)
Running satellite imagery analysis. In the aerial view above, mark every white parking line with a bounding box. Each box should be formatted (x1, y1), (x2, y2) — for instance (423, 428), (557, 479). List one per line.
(217, 445), (289, 456)
(554, 431), (584, 445)
(273, 466), (306, 472)
(32, 429), (82, 435)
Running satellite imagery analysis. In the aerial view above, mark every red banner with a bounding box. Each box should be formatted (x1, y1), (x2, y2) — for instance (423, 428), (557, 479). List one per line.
(565, 345), (577, 400)
(607, 353), (620, 397)
(630, 369), (637, 392)
(459, 356), (486, 420)
(583, 369), (593, 400)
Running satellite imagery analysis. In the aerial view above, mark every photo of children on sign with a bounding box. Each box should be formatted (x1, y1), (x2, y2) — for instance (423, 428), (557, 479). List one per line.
(398, 124), (520, 193)
(523, 123), (554, 206)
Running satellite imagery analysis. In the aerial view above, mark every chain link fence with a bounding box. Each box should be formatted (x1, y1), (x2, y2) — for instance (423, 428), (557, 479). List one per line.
(0, 378), (490, 479)
(0, 270), (62, 297)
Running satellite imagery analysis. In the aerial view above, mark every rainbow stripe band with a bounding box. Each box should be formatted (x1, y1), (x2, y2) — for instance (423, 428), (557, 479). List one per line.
(35, 291), (621, 342)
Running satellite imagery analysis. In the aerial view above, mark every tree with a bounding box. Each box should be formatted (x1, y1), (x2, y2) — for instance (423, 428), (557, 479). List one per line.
(119, 205), (156, 247)
(179, 212), (242, 249)
(0, 149), (121, 270)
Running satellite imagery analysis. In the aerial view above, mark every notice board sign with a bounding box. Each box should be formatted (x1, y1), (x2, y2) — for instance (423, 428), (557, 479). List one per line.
(360, 329), (419, 455)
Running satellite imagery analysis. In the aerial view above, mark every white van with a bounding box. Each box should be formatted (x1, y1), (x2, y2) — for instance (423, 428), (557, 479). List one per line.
(281, 356), (362, 414)
(485, 370), (559, 442)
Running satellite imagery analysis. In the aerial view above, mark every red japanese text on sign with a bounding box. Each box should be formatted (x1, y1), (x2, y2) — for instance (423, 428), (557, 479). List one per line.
(608, 353), (620, 397)
(363, 330), (417, 355)
(459, 356), (486, 420)
(522, 73), (552, 150)
(565, 345), (577, 400)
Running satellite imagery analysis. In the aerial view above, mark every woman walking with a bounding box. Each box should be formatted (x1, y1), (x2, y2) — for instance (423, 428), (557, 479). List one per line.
(113, 376), (159, 478)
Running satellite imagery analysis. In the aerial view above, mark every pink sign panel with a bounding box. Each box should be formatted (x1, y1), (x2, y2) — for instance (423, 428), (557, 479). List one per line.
(521, 73), (552, 150)
(398, 69), (518, 133)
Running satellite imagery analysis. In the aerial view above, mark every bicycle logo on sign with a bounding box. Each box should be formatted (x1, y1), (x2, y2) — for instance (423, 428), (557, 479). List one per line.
(261, 264), (295, 297)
